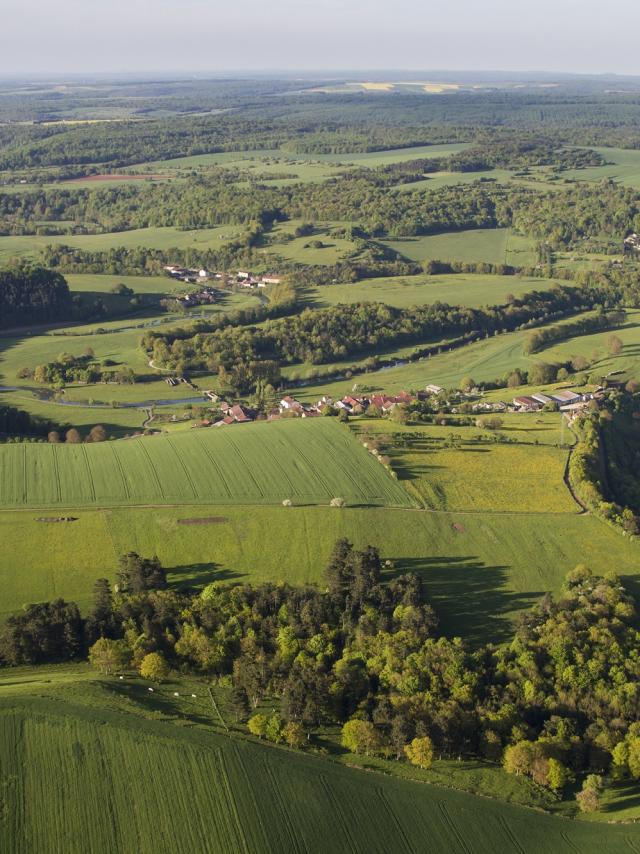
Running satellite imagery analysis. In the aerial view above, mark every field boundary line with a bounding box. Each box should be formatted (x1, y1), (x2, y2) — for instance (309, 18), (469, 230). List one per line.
(206, 686), (228, 732)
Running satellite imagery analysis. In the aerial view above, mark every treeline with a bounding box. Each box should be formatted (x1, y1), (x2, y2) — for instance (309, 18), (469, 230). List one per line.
(523, 309), (626, 354)
(4, 544), (640, 800)
(0, 264), (71, 328)
(569, 405), (640, 534)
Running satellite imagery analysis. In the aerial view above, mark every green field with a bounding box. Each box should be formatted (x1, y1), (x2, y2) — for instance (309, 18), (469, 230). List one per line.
(1, 683), (639, 853)
(1, 501), (638, 642)
(563, 146), (640, 187)
(383, 228), (537, 266)
(0, 225), (244, 262)
(143, 143), (471, 171)
(0, 419), (410, 511)
(65, 273), (176, 296)
(306, 273), (560, 309)
(264, 220), (359, 265)
(354, 419), (576, 513)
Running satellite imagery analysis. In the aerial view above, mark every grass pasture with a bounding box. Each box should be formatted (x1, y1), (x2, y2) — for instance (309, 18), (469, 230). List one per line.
(0, 419), (410, 510)
(384, 227), (537, 266)
(563, 146), (640, 188)
(354, 420), (576, 513)
(0, 225), (245, 263)
(2, 692), (639, 854)
(306, 273), (560, 310)
(1, 503), (638, 641)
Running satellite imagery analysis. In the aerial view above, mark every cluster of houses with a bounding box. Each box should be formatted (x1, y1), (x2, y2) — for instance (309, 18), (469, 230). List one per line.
(163, 266), (282, 291)
(236, 271), (282, 290)
(512, 389), (593, 412)
(161, 267), (283, 307)
(186, 379), (595, 429)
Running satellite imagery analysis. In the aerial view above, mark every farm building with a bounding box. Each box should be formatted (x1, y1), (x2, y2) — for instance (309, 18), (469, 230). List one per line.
(513, 395), (542, 411)
(551, 390), (582, 405)
(531, 393), (554, 406)
(425, 384), (444, 396)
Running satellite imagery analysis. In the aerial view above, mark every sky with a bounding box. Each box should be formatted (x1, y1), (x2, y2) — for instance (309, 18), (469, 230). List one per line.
(0, 0), (638, 76)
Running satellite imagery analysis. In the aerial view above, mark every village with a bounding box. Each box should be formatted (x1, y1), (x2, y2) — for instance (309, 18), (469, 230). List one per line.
(187, 384), (596, 428)
(163, 266), (282, 306)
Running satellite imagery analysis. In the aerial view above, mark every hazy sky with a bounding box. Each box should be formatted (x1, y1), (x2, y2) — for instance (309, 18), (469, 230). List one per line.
(1, 0), (638, 75)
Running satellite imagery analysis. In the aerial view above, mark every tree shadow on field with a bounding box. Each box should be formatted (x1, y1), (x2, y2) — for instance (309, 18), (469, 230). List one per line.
(104, 680), (214, 728)
(385, 556), (543, 646)
(167, 562), (242, 592)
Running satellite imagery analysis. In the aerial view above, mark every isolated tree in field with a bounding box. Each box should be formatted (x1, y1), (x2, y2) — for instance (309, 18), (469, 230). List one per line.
(405, 736), (434, 769)
(88, 424), (108, 442)
(47, 430), (61, 443)
(341, 719), (381, 756)
(65, 427), (81, 444)
(88, 637), (131, 675)
(607, 334), (623, 356)
(458, 375), (475, 393)
(247, 713), (269, 739)
(139, 651), (169, 683)
(571, 355), (589, 372)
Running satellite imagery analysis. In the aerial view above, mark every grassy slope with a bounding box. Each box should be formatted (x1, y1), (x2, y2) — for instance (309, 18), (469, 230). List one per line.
(1, 504), (637, 643)
(564, 146), (640, 187)
(0, 419), (410, 510)
(0, 225), (244, 262)
(0, 685), (638, 854)
(305, 273), (561, 310)
(382, 228), (537, 266)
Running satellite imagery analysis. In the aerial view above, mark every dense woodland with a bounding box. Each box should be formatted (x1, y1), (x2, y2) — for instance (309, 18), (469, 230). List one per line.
(0, 265), (71, 328)
(2, 545), (640, 799)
